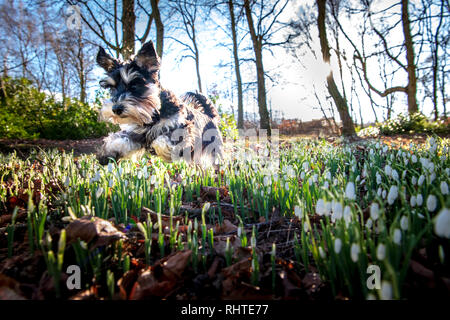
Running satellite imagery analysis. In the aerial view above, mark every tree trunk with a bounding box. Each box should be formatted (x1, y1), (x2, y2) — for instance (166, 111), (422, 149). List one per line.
(150, 0), (164, 58)
(316, 0), (355, 136)
(192, 33), (202, 93)
(244, 0), (271, 136)
(228, 0), (244, 129)
(121, 0), (136, 60)
(401, 0), (418, 114)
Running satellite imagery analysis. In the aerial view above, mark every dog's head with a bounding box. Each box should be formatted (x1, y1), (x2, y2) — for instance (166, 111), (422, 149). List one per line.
(97, 41), (161, 126)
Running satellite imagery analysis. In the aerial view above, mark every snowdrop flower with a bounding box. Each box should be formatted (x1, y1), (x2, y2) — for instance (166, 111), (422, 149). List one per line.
(418, 175), (425, 186)
(334, 238), (342, 254)
(434, 208), (450, 239)
(393, 228), (402, 245)
(332, 202), (343, 222)
(440, 181), (449, 195)
(400, 216), (409, 231)
(303, 221), (310, 233)
(350, 243), (360, 262)
(308, 177), (313, 186)
(64, 176), (70, 187)
(416, 194), (423, 206)
(237, 226), (242, 238)
(107, 162), (113, 173)
(319, 247), (326, 259)
(410, 195), (416, 207)
(429, 173), (436, 183)
(313, 173), (318, 183)
(95, 187), (104, 199)
(411, 176), (417, 186)
(376, 243), (386, 260)
(411, 154), (417, 163)
(333, 178), (338, 186)
(345, 182), (356, 200)
(323, 181), (329, 189)
(300, 171), (306, 180)
(387, 186), (398, 205)
(383, 145), (388, 153)
(343, 206), (351, 224)
(381, 282), (393, 300)
(376, 172), (382, 185)
(426, 194), (437, 212)
(325, 201), (332, 216)
(325, 171), (331, 181)
(316, 199), (326, 216)
(402, 170), (407, 179)
(384, 165), (392, 177)
(263, 175), (271, 186)
(391, 169), (399, 181)
(150, 175), (156, 185)
(382, 189), (387, 199)
(302, 161), (309, 171)
(370, 202), (380, 220)
(377, 187), (382, 197)
(366, 218), (373, 229)
(294, 206), (302, 219)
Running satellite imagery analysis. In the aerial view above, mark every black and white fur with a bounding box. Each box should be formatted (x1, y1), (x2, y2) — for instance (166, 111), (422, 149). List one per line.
(96, 41), (223, 166)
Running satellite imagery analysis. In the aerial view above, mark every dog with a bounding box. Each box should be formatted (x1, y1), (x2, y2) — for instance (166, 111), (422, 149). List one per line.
(95, 41), (223, 166)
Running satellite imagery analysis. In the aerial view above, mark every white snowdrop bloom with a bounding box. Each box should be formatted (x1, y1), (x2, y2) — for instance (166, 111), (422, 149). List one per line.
(429, 136), (436, 146)
(411, 154), (417, 163)
(325, 171), (331, 181)
(350, 243), (360, 262)
(302, 161), (309, 171)
(325, 201), (332, 216)
(332, 202), (343, 221)
(376, 142), (380, 149)
(343, 206), (351, 224)
(263, 175), (271, 186)
(376, 172), (382, 185)
(300, 171), (306, 180)
(366, 218), (373, 228)
(313, 173), (318, 183)
(387, 186), (398, 205)
(308, 177), (313, 186)
(237, 226), (242, 238)
(381, 282), (393, 300)
(370, 202), (380, 220)
(384, 165), (392, 177)
(440, 181), (449, 195)
(333, 178), (338, 186)
(64, 176), (70, 187)
(416, 194), (423, 206)
(319, 247), (326, 259)
(316, 199), (326, 216)
(294, 206), (302, 218)
(404, 158), (409, 166)
(370, 148), (374, 156)
(411, 176), (417, 186)
(334, 238), (342, 254)
(393, 228), (402, 245)
(426, 194), (437, 212)
(434, 208), (450, 239)
(345, 182), (356, 200)
(260, 190), (264, 197)
(107, 162), (113, 173)
(137, 170), (142, 179)
(400, 216), (409, 231)
(323, 181), (329, 189)
(286, 165), (295, 178)
(391, 170), (399, 181)
(376, 243), (386, 260)
(285, 182), (289, 190)
(446, 168), (450, 176)
(390, 154), (395, 161)
(356, 175), (361, 183)
(273, 173), (279, 182)
(382, 189), (387, 199)
(118, 167), (123, 176)
(428, 162), (435, 173)
(383, 145), (388, 153)
(95, 187), (104, 199)
(410, 195), (417, 207)
(418, 175), (425, 186)
(402, 170), (407, 179)
(303, 221), (310, 233)
(150, 175), (156, 185)
(360, 178), (365, 185)
(377, 187), (382, 197)
(429, 173), (436, 183)
(352, 165), (357, 173)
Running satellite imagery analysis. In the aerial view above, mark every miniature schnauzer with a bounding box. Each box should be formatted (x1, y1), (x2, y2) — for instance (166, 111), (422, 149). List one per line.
(96, 41), (223, 166)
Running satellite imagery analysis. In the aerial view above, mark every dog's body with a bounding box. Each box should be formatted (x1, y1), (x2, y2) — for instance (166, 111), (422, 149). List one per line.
(95, 41), (223, 166)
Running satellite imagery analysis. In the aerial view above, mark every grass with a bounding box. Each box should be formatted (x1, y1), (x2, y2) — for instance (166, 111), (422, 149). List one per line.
(0, 136), (449, 300)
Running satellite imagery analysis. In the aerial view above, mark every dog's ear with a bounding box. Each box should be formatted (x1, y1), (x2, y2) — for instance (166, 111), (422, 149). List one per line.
(97, 47), (119, 72)
(135, 41), (160, 71)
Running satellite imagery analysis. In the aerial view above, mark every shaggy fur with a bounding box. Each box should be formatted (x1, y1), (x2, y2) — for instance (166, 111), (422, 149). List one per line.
(95, 41), (223, 166)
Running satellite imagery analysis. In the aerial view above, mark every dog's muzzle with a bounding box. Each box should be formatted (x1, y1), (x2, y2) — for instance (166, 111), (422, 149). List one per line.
(112, 104), (124, 115)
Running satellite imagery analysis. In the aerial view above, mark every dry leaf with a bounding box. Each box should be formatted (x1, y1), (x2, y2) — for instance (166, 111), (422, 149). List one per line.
(66, 216), (126, 249)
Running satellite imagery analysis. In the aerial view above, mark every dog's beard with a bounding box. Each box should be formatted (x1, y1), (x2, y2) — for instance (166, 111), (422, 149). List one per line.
(100, 85), (160, 126)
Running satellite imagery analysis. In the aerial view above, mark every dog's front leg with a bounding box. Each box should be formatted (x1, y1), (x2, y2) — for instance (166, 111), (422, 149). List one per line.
(97, 131), (145, 165)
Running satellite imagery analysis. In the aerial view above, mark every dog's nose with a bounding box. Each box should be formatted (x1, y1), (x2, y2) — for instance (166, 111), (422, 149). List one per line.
(112, 104), (124, 115)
